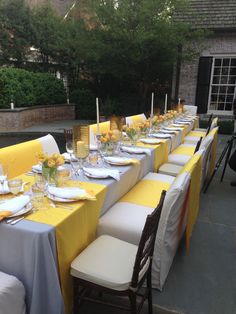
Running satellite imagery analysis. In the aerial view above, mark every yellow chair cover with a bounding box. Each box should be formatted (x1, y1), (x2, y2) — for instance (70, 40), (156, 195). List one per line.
(187, 131), (206, 138)
(171, 146), (195, 156)
(130, 114), (146, 125)
(0, 140), (43, 179)
(90, 121), (110, 135)
(180, 154), (202, 249)
(120, 179), (171, 207)
(208, 127), (218, 176)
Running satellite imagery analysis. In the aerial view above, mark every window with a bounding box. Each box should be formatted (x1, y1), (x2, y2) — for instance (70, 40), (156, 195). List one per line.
(208, 57), (236, 114)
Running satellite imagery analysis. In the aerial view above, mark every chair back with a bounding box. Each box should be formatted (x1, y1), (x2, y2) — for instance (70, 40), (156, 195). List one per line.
(89, 121), (110, 145)
(183, 105), (197, 115)
(206, 117), (218, 135)
(126, 114), (146, 126)
(64, 129), (73, 142)
(207, 114), (213, 128)
(153, 172), (191, 289)
(130, 190), (166, 288)
(38, 134), (60, 154)
(194, 136), (203, 153)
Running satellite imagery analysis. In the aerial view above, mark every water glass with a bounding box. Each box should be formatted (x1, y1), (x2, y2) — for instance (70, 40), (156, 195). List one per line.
(8, 178), (22, 195)
(31, 184), (45, 211)
(88, 152), (99, 166)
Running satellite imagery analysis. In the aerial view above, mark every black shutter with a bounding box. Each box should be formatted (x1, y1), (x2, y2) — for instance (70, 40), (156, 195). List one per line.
(195, 57), (213, 113)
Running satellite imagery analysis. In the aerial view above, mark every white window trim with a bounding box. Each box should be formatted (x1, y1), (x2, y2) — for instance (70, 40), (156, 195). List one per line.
(207, 55), (236, 115)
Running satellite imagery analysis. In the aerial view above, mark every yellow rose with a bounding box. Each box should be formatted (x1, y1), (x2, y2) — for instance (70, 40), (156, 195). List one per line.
(47, 159), (56, 168)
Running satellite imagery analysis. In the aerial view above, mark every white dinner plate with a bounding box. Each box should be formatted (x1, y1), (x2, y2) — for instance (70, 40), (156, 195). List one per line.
(84, 171), (109, 179)
(8, 203), (33, 218)
(104, 156), (133, 166)
(140, 138), (161, 145)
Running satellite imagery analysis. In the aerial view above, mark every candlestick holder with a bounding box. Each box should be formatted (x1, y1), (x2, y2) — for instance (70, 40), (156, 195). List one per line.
(73, 125), (90, 174)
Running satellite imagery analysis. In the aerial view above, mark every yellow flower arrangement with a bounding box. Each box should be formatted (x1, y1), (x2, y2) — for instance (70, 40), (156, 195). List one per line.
(123, 124), (140, 145)
(137, 121), (150, 133)
(38, 153), (65, 184)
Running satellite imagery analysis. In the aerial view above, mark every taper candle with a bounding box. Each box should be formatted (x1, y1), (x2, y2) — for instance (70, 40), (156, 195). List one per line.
(96, 97), (100, 134)
(164, 94), (168, 114)
(151, 93), (154, 118)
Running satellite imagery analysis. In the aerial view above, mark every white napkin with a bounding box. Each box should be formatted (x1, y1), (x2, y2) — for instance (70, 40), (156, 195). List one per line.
(121, 146), (151, 156)
(171, 123), (186, 127)
(0, 195), (30, 214)
(62, 153), (78, 162)
(163, 127), (182, 131)
(104, 156), (137, 165)
(140, 138), (160, 144)
(148, 133), (172, 139)
(83, 167), (120, 181)
(32, 164), (42, 173)
(90, 144), (98, 151)
(48, 186), (96, 200)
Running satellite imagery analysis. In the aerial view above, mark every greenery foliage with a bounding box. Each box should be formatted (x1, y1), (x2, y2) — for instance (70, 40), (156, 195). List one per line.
(0, 68), (66, 108)
(200, 119), (235, 135)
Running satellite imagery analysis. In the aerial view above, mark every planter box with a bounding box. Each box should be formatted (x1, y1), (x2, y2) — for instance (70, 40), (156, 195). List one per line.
(0, 104), (75, 132)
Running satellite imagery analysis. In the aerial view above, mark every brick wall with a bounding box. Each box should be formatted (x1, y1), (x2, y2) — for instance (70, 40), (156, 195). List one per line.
(0, 104), (75, 131)
(175, 32), (236, 106)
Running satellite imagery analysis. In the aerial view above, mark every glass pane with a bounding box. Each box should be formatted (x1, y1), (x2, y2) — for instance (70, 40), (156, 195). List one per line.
(228, 86), (235, 93)
(211, 94), (217, 102)
(213, 76), (220, 84)
(222, 67), (229, 75)
(219, 86), (226, 94)
(212, 86), (219, 94)
(231, 59), (236, 66)
(214, 67), (221, 75)
(223, 59), (230, 66)
(225, 103), (233, 111)
(220, 76), (228, 84)
(230, 67), (236, 75)
(228, 76), (236, 84)
(218, 102), (224, 110)
(215, 59), (222, 66)
(226, 95), (234, 103)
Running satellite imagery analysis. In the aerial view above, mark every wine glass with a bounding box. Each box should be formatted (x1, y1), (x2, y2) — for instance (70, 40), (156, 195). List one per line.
(66, 140), (74, 161)
(0, 164), (7, 193)
(75, 141), (89, 175)
(8, 179), (22, 195)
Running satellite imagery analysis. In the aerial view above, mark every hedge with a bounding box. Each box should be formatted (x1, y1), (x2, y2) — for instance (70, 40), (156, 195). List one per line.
(199, 118), (235, 134)
(0, 68), (67, 108)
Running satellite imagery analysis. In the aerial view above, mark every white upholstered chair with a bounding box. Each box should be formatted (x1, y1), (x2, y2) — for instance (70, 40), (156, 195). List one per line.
(70, 191), (166, 313)
(38, 134), (60, 154)
(183, 105), (197, 115)
(0, 272), (26, 314)
(97, 172), (191, 290)
(125, 113), (146, 126)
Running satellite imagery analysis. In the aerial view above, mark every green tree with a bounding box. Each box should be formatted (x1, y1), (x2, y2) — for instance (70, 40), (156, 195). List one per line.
(0, 0), (33, 67)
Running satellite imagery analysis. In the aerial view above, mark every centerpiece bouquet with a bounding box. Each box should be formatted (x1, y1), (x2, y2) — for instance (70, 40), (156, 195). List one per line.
(100, 131), (117, 155)
(123, 124), (140, 146)
(38, 153), (65, 185)
(137, 121), (150, 136)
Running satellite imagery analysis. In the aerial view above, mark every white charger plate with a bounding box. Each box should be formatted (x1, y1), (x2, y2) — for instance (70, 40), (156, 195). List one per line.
(8, 203), (33, 218)
(104, 156), (133, 166)
(140, 138), (161, 145)
(47, 193), (78, 203)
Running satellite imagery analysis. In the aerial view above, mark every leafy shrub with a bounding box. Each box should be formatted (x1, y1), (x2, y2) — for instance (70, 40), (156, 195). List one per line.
(0, 68), (66, 108)
(70, 88), (95, 119)
(199, 118), (235, 134)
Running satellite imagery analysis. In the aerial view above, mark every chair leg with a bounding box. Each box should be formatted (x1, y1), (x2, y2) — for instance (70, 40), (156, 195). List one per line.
(129, 292), (137, 314)
(147, 271), (153, 314)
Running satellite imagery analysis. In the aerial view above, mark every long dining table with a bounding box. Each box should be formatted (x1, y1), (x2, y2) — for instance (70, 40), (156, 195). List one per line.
(0, 120), (196, 314)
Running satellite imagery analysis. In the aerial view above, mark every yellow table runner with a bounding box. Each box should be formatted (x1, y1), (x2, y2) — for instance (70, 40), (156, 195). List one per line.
(120, 179), (171, 207)
(171, 146), (195, 156)
(137, 140), (169, 171)
(180, 154), (202, 249)
(19, 175), (107, 314)
(0, 140), (43, 179)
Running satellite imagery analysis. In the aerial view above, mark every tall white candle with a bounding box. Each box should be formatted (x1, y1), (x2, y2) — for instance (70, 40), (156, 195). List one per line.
(151, 93), (154, 118)
(96, 97), (100, 134)
(178, 97), (181, 105)
(164, 94), (168, 114)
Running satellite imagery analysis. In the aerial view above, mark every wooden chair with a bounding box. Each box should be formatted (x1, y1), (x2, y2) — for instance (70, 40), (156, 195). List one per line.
(70, 191), (166, 314)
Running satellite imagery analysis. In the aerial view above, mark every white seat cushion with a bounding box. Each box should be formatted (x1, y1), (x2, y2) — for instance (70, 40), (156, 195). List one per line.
(195, 128), (207, 132)
(0, 272), (26, 314)
(158, 163), (183, 177)
(71, 235), (148, 291)
(168, 154), (191, 166)
(178, 143), (196, 148)
(142, 172), (175, 184)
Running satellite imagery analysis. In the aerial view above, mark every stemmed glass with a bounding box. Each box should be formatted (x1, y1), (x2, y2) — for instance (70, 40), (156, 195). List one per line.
(0, 164), (7, 193)
(75, 141), (89, 176)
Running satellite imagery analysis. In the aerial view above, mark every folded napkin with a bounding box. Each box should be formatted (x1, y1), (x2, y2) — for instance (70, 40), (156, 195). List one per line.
(121, 146), (151, 156)
(0, 176), (9, 194)
(62, 153), (78, 162)
(104, 156), (139, 165)
(140, 138), (161, 145)
(148, 133), (172, 139)
(172, 123), (188, 127)
(32, 164), (42, 173)
(0, 195), (30, 220)
(163, 127), (183, 131)
(48, 186), (96, 201)
(90, 144), (98, 151)
(83, 167), (120, 181)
